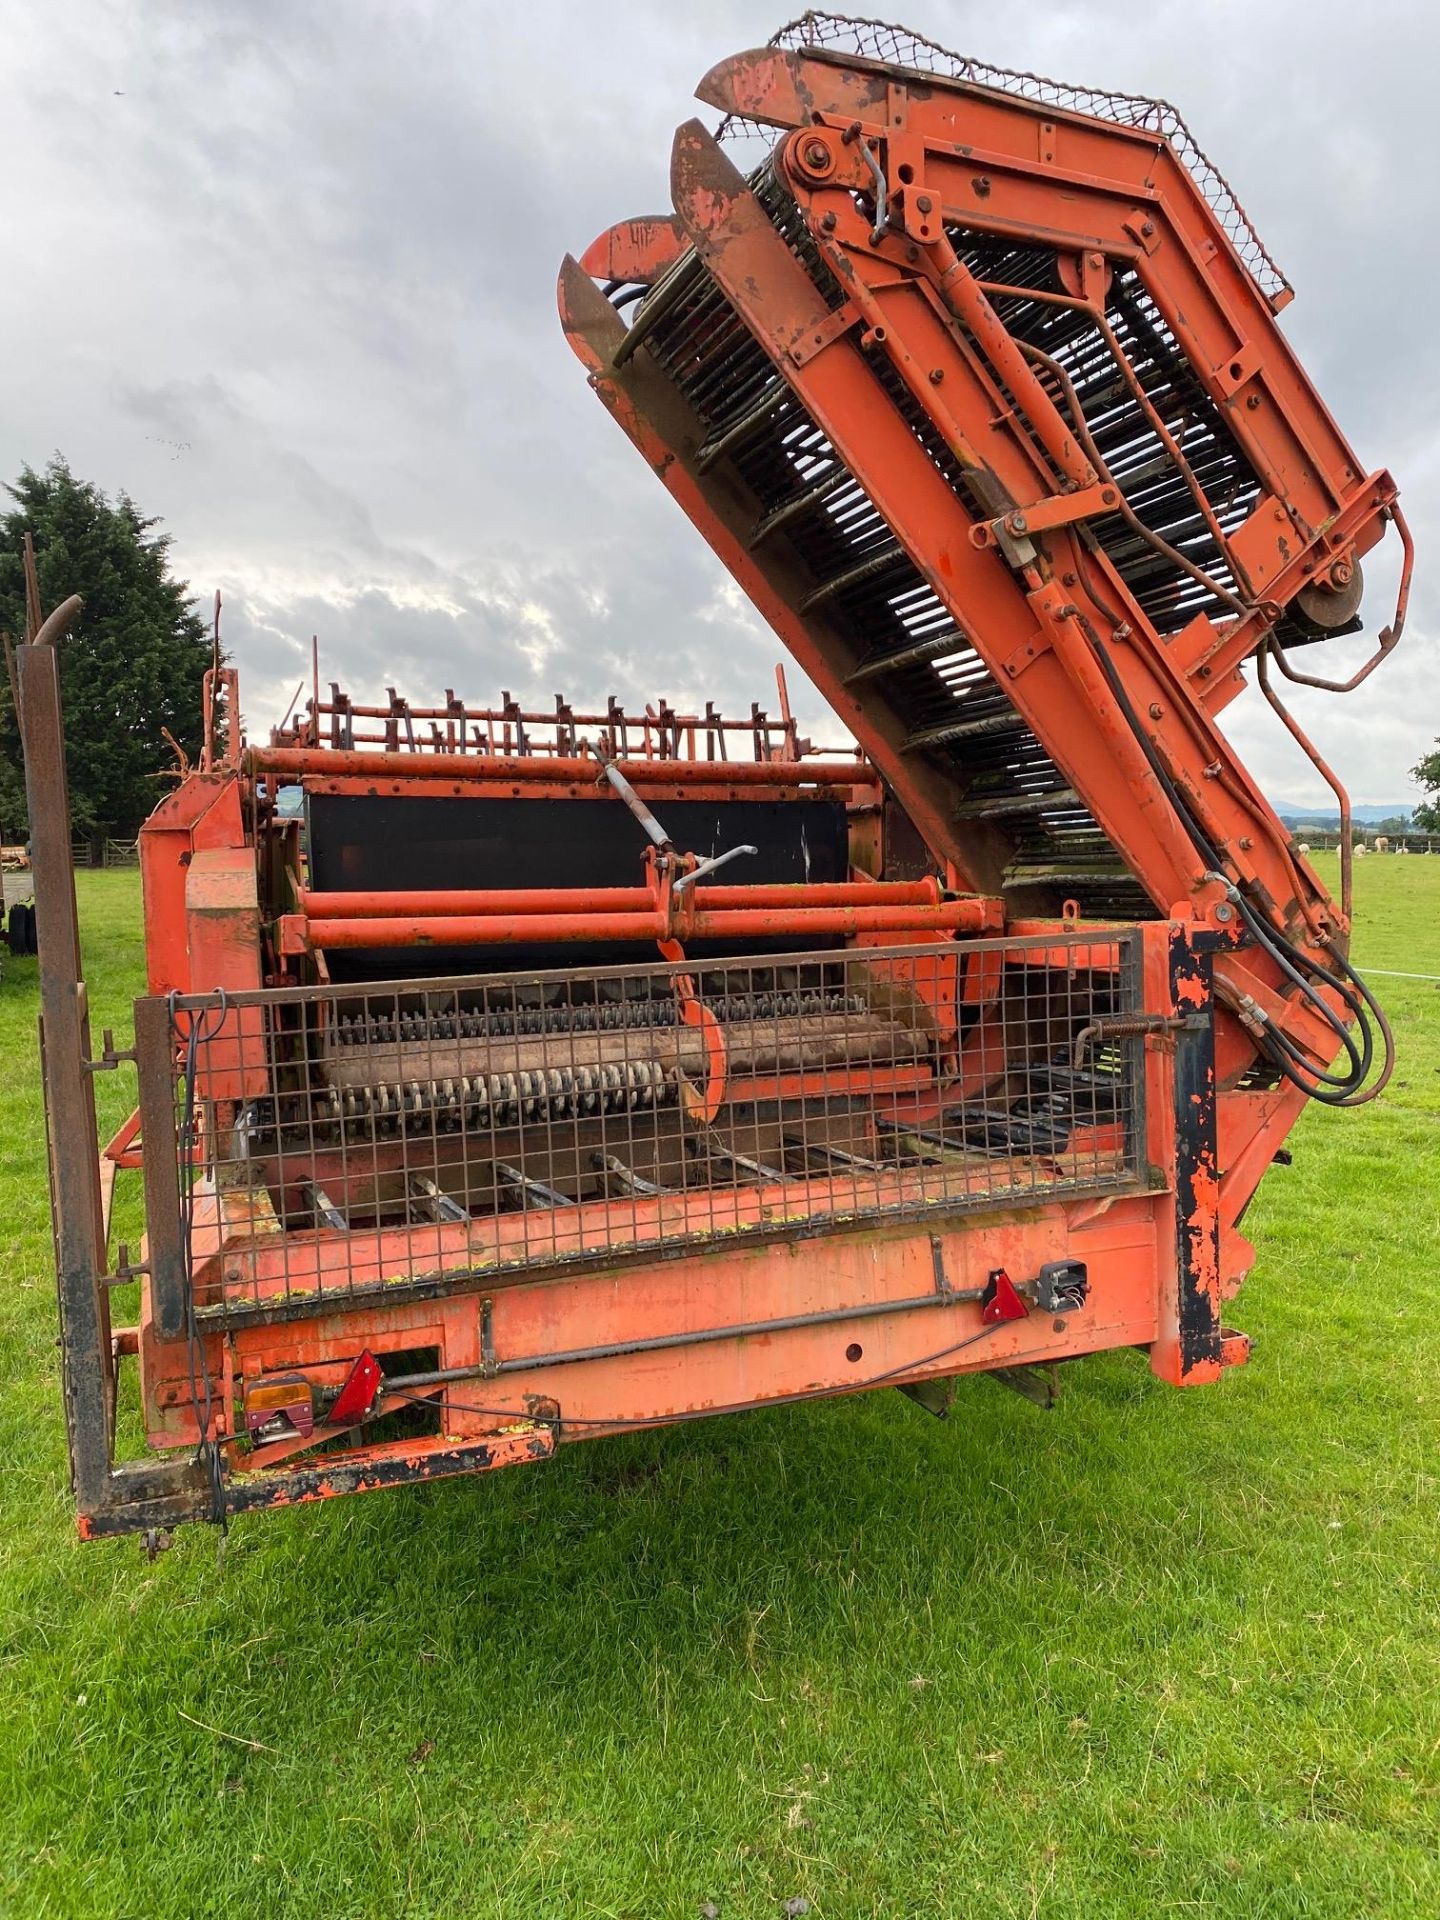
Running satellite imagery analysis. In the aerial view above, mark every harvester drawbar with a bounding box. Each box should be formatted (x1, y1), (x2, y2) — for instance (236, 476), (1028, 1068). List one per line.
(19, 16), (1404, 1540)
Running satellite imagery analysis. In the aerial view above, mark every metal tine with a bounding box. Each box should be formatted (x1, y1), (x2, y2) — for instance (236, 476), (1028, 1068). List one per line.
(692, 1132), (789, 1186)
(596, 1152), (670, 1197)
(493, 1161), (572, 1211)
(409, 1174), (468, 1225)
(789, 1140), (887, 1175)
(798, 542), (909, 612)
(613, 253), (709, 366)
(305, 1182), (347, 1231)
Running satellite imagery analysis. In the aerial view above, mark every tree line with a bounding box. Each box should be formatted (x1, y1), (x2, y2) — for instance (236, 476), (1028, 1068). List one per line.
(0, 458), (212, 842)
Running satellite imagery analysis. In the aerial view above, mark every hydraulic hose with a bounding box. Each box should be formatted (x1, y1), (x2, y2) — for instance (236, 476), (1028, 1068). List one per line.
(1072, 612), (1392, 1105)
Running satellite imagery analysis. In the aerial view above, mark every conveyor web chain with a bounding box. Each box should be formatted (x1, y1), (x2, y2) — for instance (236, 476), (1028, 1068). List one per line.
(634, 166), (1146, 915)
(330, 987), (866, 1047)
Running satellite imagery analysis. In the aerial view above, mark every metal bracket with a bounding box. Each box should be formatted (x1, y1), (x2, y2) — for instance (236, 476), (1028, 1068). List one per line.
(996, 630), (1054, 682)
(102, 1242), (150, 1289)
(84, 1028), (137, 1074)
(1213, 339), (1261, 399)
(1121, 211), (1161, 255)
(970, 479), (1121, 555)
(898, 1373), (958, 1419)
(986, 1363), (1063, 1409)
(930, 1234), (954, 1299)
(787, 298), (861, 368)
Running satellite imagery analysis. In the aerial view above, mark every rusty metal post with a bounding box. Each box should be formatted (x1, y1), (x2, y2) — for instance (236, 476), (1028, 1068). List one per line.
(16, 638), (114, 1512)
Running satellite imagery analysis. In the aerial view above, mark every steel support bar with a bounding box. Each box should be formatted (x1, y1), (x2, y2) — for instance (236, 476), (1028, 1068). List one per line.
(77, 1428), (557, 1538)
(300, 900), (992, 948)
(1167, 932), (1224, 1380)
(306, 886), (653, 917)
(132, 996), (189, 1343)
(16, 641), (113, 1512)
(250, 746), (857, 790)
(299, 879), (946, 918)
(386, 1281), (989, 1385)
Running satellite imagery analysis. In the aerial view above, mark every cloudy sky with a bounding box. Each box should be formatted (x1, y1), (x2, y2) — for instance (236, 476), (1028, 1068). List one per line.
(2, 0), (1434, 807)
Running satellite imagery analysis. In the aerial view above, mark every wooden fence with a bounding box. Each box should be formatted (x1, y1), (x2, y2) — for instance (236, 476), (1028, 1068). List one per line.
(69, 837), (140, 869)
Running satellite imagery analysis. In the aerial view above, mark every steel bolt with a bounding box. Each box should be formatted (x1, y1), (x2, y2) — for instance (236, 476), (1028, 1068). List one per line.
(928, 367), (944, 384)
(802, 137), (831, 170)
(1141, 220), (1156, 237)
(1148, 702), (1164, 720)
(821, 211), (837, 232)
(916, 193), (933, 214)
(1215, 903), (1233, 922)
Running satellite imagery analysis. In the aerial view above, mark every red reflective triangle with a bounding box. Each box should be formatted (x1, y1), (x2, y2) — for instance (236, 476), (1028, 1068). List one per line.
(981, 1268), (1029, 1323)
(329, 1349), (384, 1426)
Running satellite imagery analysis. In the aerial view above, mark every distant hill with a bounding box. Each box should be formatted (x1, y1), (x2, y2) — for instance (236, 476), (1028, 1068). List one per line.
(1278, 804), (1413, 827)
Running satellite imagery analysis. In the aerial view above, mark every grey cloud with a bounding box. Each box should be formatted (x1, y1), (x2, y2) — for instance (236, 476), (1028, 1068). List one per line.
(224, 540), (835, 756)
(1, 0), (1434, 807)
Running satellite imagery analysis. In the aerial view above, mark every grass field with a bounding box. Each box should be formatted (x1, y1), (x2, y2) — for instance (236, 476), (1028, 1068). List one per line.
(0, 858), (1436, 1918)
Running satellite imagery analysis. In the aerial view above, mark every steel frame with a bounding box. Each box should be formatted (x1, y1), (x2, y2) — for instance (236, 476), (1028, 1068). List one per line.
(13, 28), (1401, 1541)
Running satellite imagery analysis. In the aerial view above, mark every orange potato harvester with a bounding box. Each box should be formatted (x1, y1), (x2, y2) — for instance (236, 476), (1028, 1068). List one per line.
(16, 16), (1403, 1540)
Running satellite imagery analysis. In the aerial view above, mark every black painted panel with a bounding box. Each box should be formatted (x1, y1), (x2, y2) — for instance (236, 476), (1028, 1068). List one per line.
(305, 793), (850, 978)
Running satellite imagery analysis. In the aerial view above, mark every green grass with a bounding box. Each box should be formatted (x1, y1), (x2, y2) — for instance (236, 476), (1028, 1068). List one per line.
(1, 857), (1437, 1918)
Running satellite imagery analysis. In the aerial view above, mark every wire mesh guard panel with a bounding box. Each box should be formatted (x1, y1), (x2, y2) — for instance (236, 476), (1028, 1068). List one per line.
(717, 13), (1288, 301)
(158, 936), (1144, 1325)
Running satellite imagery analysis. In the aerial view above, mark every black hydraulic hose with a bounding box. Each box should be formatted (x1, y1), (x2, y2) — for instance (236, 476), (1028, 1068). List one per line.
(1070, 614), (1390, 1103)
(1218, 886), (1369, 1082)
(1055, 422), (1392, 1097)
(1268, 937), (1396, 1107)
